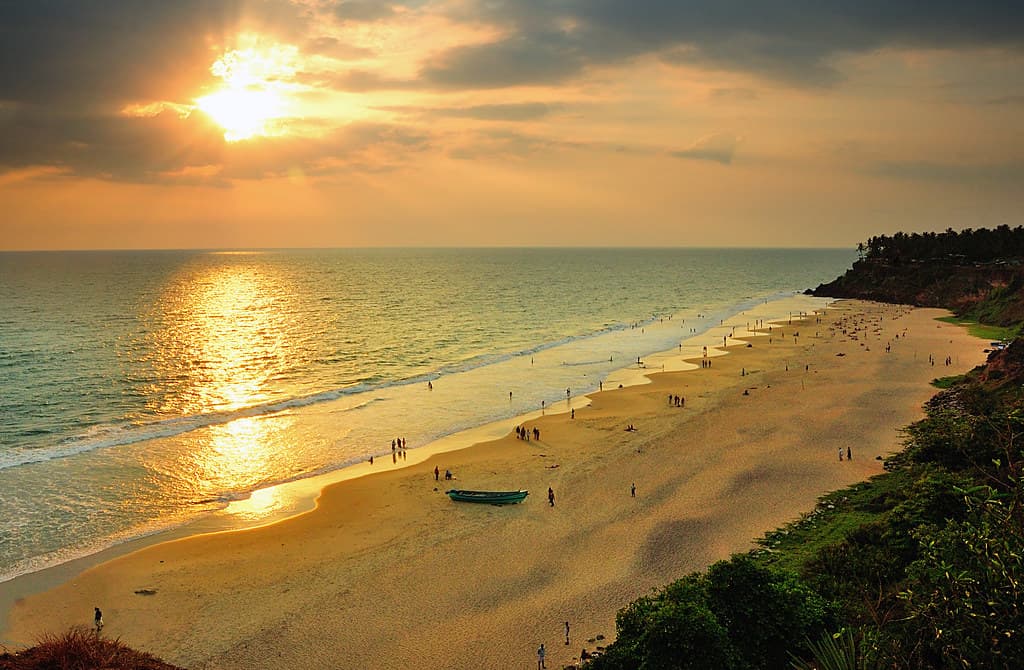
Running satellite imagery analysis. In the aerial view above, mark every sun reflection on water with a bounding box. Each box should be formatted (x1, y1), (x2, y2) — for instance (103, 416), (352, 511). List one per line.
(204, 417), (284, 517)
(142, 259), (303, 497)
(149, 261), (290, 416)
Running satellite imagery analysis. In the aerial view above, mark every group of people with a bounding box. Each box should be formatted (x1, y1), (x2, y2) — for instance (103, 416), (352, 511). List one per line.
(367, 437), (409, 465)
(516, 425), (540, 441)
(667, 394), (685, 407)
(391, 438), (408, 462)
(433, 465), (452, 481)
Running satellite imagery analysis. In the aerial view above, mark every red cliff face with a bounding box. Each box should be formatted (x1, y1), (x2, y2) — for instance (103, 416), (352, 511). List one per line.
(978, 339), (1024, 389)
(813, 259), (1024, 326)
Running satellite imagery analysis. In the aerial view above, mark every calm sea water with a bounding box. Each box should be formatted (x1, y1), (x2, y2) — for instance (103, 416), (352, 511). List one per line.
(0, 248), (854, 582)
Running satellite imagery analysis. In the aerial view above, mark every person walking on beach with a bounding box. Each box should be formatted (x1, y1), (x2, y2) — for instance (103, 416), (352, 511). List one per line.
(565, 621), (571, 645)
(434, 465), (439, 481)
(548, 487), (555, 507)
(631, 482), (636, 497)
(839, 448), (844, 461)
(847, 446), (852, 461)
(538, 643), (546, 669)
(94, 607), (103, 634)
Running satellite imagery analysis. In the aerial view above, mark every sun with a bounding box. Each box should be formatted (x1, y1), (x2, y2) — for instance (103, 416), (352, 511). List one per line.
(196, 39), (298, 142)
(197, 87), (285, 142)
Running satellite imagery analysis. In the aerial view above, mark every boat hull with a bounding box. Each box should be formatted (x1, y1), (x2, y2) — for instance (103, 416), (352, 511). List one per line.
(445, 489), (529, 504)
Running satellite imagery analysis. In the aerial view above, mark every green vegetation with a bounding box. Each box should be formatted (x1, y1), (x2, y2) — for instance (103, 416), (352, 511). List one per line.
(930, 374), (965, 389)
(587, 555), (834, 670)
(936, 316), (1017, 342)
(588, 227), (1024, 670)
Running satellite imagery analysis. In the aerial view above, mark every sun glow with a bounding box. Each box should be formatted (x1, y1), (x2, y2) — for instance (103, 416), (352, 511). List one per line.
(196, 39), (299, 142)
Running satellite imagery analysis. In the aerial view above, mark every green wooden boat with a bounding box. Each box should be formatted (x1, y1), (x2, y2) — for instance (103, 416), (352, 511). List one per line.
(446, 489), (529, 504)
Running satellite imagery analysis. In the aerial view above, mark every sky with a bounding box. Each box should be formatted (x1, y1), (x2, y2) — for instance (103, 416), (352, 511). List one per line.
(1, 0), (1022, 250)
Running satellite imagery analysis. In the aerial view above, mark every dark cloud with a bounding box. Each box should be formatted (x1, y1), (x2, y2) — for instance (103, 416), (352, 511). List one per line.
(0, 102), (432, 184)
(0, 1), (310, 110)
(330, 1), (396, 22)
(423, 0), (1024, 88)
(0, 106), (226, 182)
(314, 69), (419, 92)
(436, 102), (555, 120)
(0, 1), (311, 181)
(446, 127), (640, 160)
(384, 102), (556, 121)
(303, 36), (376, 60)
(671, 133), (739, 165)
(865, 159), (1024, 184)
(422, 32), (585, 88)
(987, 94), (1024, 105)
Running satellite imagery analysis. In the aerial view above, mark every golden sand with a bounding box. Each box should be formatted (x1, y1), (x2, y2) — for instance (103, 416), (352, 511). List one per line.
(1, 300), (988, 669)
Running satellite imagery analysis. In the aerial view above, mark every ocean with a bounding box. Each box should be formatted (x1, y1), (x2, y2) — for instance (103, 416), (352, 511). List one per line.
(0, 248), (854, 583)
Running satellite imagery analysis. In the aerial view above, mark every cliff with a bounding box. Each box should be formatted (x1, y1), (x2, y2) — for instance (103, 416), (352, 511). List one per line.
(811, 257), (1024, 327)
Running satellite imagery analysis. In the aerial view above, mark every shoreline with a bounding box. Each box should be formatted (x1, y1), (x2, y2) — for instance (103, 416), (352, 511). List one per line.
(1, 298), (988, 669)
(0, 289), (817, 591)
(0, 294), (826, 597)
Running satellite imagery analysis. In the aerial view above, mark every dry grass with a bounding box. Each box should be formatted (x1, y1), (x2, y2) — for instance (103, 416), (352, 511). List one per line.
(0, 627), (184, 670)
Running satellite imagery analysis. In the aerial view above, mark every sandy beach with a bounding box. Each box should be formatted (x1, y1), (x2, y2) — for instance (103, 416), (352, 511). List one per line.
(1, 300), (989, 669)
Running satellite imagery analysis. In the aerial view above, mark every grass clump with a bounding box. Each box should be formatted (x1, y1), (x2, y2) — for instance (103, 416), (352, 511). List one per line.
(0, 627), (184, 670)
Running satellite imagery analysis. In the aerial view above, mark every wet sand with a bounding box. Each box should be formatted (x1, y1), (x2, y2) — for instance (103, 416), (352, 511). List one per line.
(1, 300), (989, 669)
